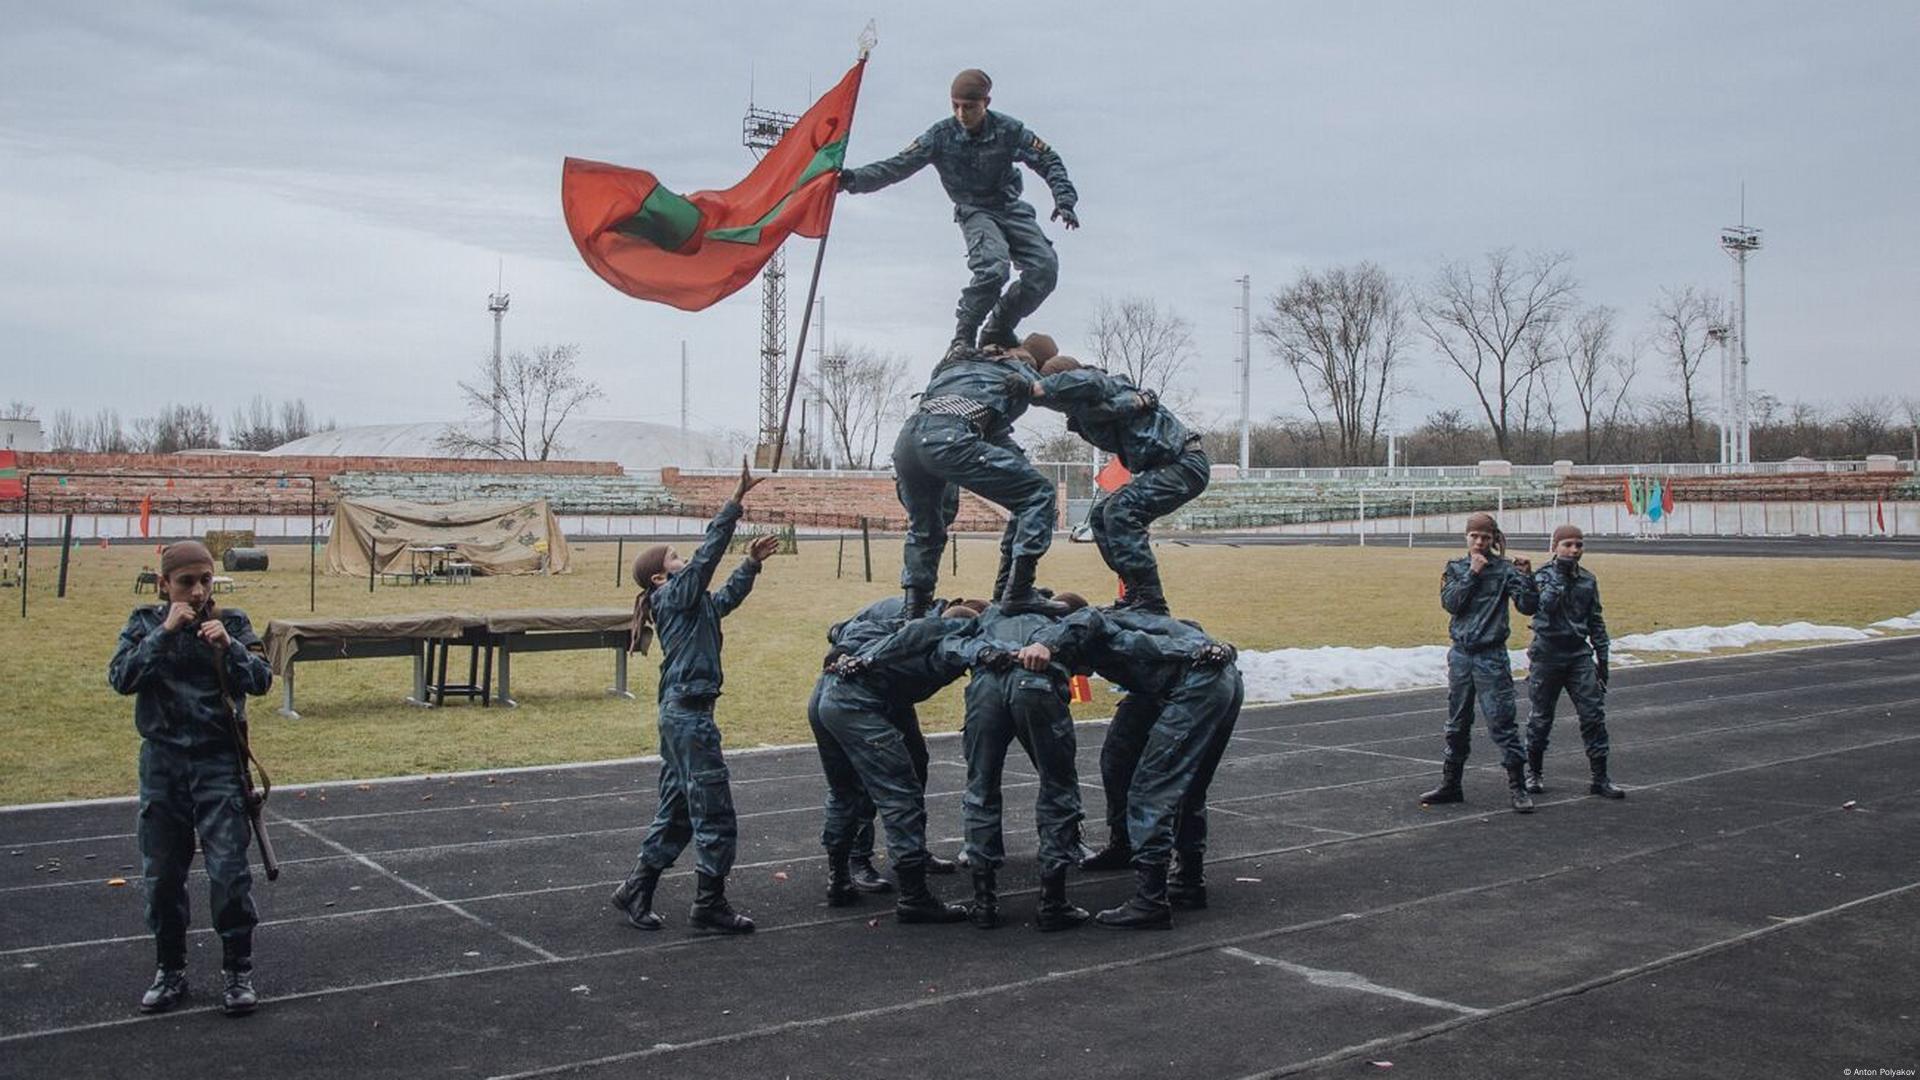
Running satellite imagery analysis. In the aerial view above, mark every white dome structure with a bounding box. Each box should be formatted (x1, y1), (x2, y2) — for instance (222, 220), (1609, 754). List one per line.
(266, 419), (735, 473)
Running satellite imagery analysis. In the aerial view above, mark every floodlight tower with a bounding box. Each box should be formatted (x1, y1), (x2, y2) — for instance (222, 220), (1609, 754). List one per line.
(1720, 212), (1761, 465)
(487, 280), (510, 446)
(1235, 275), (1252, 476)
(744, 100), (800, 457)
(1706, 323), (1732, 464)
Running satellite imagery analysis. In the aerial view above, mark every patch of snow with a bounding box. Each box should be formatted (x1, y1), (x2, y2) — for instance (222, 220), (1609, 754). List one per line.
(1235, 645), (1527, 704)
(1870, 610), (1920, 632)
(1610, 622), (1874, 653)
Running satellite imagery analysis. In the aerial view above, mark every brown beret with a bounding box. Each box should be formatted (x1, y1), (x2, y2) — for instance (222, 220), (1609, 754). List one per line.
(1551, 524), (1585, 546)
(631, 545), (672, 588)
(160, 541), (214, 579)
(1020, 333), (1058, 364)
(950, 68), (992, 101)
(1040, 355), (1082, 376)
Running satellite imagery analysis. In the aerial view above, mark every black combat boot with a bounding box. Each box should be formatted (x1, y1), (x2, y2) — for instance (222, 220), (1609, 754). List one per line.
(1419, 761), (1466, 805)
(1125, 568), (1170, 615)
(139, 967), (189, 1014)
(1035, 868), (1091, 931)
(992, 550), (1014, 607)
(1168, 850), (1207, 910)
(999, 556), (1069, 617)
(1589, 757), (1626, 799)
(220, 966), (258, 1017)
(848, 855), (894, 894)
(968, 868), (1001, 929)
(924, 850), (959, 875)
(1505, 763), (1536, 814)
(1080, 829), (1134, 872)
(944, 334), (975, 363)
(978, 312), (1019, 352)
(1526, 743), (1547, 794)
(902, 586), (933, 621)
(894, 862), (970, 924)
(610, 862), (665, 930)
(1095, 864), (1173, 930)
(825, 849), (861, 907)
(688, 872), (755, 934)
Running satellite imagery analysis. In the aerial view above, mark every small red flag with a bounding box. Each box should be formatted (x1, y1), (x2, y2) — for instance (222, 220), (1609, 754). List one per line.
(1661, 482), (1675, 514)
(1095, 458), (1131, 493)
(1069, 675), (1093, 704)
(1621, 476), (1634, 513)
(138, 494), (152, 538)
(1877, 499), (1887, 532)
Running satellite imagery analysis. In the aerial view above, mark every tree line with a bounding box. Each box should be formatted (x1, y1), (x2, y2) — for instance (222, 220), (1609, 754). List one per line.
(20, 397), (334, 454)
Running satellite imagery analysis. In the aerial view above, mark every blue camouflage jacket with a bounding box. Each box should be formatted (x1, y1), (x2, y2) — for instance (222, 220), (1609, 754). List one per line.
(650, 501), (761, 703)
(1440, 555), (1539, 652)
(840, 616), (987, 708)
(1035, 368), (1198, 471)
(917, 349), (1038, 430)
(1033, 607), (1212, 698)
(841, 111), (1076, 218)
(109, 605), (274, 752)
(1530, 562), (1610, 662)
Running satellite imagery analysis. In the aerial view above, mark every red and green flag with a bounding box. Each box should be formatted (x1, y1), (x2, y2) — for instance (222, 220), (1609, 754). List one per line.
(562, 60), (866, 311)
(0, 451), (20, 499)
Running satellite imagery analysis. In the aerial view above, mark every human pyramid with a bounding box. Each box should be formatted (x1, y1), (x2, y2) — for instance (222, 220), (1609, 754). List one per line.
(109, 66), (1621, 1017)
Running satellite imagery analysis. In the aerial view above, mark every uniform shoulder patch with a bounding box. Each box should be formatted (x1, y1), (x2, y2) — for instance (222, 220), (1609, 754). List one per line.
(1029, 134), (1050, 153)
(904, 137), (924, 155)
(246, 641), (267, 656)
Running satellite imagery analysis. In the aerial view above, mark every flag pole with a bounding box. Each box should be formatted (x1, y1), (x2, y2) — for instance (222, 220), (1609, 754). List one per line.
(771, 41), (871, 473)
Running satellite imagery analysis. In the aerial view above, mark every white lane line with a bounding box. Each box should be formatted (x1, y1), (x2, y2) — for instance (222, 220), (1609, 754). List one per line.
(273, 816), (561, 963)
(1238, 878), (1920, 1080)
(1219, 946), (1487, 1015)
(3, 782), (1909, 1049)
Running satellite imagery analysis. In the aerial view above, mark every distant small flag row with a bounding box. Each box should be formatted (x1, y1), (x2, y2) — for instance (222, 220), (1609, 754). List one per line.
(1622, 476), (1676, 521)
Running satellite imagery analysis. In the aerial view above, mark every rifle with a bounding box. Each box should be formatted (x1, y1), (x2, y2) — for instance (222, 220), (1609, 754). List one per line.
(204, 607), (280, 881)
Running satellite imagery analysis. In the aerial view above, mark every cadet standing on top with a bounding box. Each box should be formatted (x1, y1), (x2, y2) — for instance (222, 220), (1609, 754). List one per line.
(611, 461), (781, 935)
(1420, 513), (1539, 813)
(839, 68), (1078, 357)
(1526, 525), (1626, 800)
(109, 540), (275, 1016)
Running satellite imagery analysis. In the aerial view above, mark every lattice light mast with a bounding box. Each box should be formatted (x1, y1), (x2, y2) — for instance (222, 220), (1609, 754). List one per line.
(487, 284), (510, 446)
(1720, 216), (1761, 465)
(744, 102), (800, 457)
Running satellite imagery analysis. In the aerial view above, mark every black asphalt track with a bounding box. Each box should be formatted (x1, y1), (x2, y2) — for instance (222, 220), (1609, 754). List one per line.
(3, 637), (1916, 1079)
(1164, 533), (1920, 560)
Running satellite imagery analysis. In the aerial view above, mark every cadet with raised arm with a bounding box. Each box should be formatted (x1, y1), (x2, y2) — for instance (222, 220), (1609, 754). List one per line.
(1024, 607), (1243, 929)
(611, 462), (782, 935)
(109, 540), (275, 1016)
(839, 68), (1078, 356)
(1031, 353), (1209, 613)
(1526, 525), (1625, 799)
(1419, 512), (1540, 813)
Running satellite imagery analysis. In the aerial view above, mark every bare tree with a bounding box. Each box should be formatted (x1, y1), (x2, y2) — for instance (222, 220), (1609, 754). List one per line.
(1559, 305), (1628, 463)
(229, 395), (326, 450)
(1649, 285), (1724, 459)
(436, 344), (603, 461)
(806, 345), (909, 469)
(139, 403), (222, 453)
(1419, 249), (1578, 458)
(46, 409), (80, 451)
(1257, 263), (1408, 465)
(2, 400), (35, 420)
(81, 408), (134, 453)
(1087, 296), (1195, 405)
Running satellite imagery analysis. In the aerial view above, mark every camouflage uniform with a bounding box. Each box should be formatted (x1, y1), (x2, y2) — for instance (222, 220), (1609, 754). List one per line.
(1035, 366), (1209, 600)
(958, 606), (1084, 874)
(108, 604), (274, 974)
(1437, 555), (1539, 769)
(631, 501), (762, 880)
(893, 350), (1053, 597)
(841, 111), (1077, 344)
(1527, 562), (1612, 763)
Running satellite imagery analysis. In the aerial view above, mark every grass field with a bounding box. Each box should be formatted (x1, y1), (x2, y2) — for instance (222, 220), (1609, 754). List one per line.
(3, 535), (1918, 804)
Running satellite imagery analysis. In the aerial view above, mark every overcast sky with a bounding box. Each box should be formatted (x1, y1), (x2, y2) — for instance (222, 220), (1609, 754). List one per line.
(3, 1), (1915, 449)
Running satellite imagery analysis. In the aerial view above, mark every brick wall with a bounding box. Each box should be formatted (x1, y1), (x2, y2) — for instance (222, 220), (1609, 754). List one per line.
(4, 452), (625, 513)
(1561, 472), (1907, 505)
(658, 469), (1032, 531)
